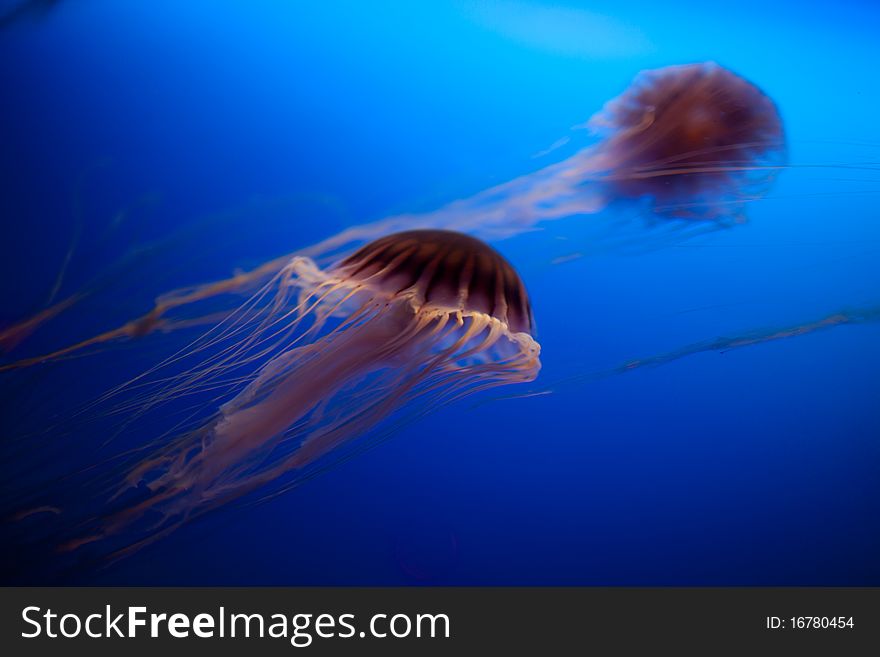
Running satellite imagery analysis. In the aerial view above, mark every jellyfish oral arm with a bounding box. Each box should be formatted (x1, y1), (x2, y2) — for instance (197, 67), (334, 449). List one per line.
(197, 301), (415, 486)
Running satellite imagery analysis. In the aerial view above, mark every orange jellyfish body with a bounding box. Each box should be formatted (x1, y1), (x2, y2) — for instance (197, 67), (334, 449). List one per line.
(588, 62), (786, 220)
(67, 230), (540, 555)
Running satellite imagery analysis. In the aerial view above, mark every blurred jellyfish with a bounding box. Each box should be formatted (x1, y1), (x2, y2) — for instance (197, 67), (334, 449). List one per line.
(284, 64), (785, 252)
(584, 62), (786, 219)
(33, 230), (540, 557)
(0, 63), (785, 370)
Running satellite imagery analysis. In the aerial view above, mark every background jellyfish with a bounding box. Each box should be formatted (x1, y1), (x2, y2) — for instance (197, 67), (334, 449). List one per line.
(15, 230), (540, 561)
(585, 62), (786, 220)
(0, 62), (785, 369)
(298, 63), (785, 250)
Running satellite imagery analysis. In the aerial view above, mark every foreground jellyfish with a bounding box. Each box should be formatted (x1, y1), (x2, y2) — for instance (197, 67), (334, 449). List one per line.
(44, 230), (540, 557)
(0, 62), (784, 368)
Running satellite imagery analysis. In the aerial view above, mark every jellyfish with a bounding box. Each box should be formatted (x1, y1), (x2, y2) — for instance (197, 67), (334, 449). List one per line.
(24, 230), (540, 558)
(295, 62), (785, 248)
(0, 62), (786, 370)
(583, 61), (786, 220)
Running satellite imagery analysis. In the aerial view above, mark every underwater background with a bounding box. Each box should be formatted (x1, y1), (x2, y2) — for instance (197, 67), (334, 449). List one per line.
(1, 0), (878, 585)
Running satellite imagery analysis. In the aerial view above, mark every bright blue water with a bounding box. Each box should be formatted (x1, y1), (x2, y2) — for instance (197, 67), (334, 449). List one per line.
(1, 0), (878, 584)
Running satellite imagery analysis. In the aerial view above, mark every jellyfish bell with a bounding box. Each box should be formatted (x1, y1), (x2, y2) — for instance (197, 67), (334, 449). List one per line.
(50, 229), (540, 557)
(586, 62), (786, 221)
(337, 229), (534, 334)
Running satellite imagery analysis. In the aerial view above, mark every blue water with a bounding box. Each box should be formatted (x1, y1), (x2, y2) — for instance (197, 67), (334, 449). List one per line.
(1, 0), (878, 584)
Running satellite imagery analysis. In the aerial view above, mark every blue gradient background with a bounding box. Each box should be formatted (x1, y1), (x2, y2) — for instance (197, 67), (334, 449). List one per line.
(0, 0), (878, 584)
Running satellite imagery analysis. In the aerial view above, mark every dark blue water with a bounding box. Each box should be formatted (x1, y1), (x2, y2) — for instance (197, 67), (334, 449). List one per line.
(1, 0), (878, 584)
